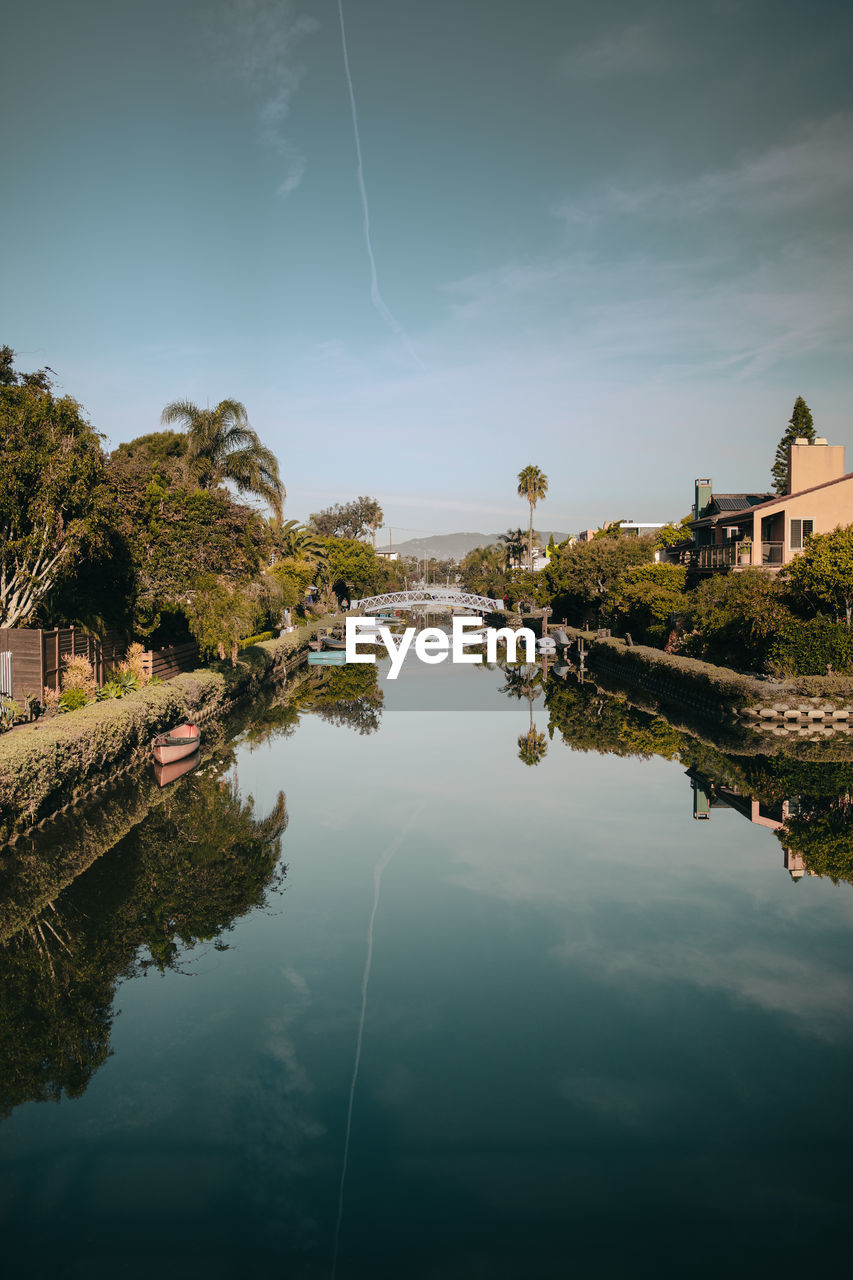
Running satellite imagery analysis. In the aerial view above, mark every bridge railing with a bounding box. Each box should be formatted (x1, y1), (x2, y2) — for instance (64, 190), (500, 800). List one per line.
(351, 588), (503, 613)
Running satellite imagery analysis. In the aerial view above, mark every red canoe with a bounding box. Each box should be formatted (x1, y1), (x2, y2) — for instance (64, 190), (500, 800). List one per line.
(152, 722), (201, 765)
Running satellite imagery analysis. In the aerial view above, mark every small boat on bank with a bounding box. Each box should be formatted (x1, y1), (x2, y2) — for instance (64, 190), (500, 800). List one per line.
(152, 723), (201, 765)
(321, 634), (347, 650)
(308, 650), (348, 666)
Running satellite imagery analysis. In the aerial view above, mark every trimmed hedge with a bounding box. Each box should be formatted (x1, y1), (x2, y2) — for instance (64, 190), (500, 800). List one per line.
(561, 626), (853, 716)
(768, 617), (853, 677)
(0, 622), (324, 843)
(579, 632), (765, 716)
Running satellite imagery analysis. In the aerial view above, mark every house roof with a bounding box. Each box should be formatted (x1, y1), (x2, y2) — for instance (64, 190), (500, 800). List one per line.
(692, 471), (853, 527)
(709, 493), (773, 511)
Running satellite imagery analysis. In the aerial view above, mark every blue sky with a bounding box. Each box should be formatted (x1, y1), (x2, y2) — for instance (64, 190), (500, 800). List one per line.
(3, 0), (852, 536)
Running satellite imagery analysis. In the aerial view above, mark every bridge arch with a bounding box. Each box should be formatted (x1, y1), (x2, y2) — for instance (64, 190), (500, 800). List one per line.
(350, 587), (505, 613)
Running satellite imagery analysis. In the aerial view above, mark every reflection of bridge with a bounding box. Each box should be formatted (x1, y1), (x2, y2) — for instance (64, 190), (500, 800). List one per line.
(351, 587), (505, 613)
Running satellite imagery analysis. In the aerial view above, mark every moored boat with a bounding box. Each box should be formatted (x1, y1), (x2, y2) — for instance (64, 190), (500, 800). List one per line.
(152, 723), (201, 765)
(154, 748), (201, 786)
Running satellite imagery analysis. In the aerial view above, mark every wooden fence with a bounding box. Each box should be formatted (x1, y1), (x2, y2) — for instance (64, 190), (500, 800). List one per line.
(140, 642), (199, 681)
(0, 627), (124, 703)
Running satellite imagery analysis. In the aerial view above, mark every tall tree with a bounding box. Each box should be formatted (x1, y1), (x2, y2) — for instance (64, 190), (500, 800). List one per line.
(772, 396), (815, 494)
(160, 399), (284, 520)
(1, 372), (113, 628)
(308, 496), (382, 541)
(517, 466), (548, 571)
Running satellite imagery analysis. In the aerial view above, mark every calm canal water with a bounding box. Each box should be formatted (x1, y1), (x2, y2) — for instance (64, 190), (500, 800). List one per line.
(1, 659), (853, 1279)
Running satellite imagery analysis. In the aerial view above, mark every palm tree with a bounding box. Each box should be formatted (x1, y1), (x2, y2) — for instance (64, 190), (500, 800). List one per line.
(161, 399), (284, 520)
(517, 465), (548, 571)
(499, 527), (527, 571)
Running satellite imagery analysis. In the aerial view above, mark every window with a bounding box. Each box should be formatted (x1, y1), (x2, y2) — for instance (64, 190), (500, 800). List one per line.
(789, 518), (814, 550)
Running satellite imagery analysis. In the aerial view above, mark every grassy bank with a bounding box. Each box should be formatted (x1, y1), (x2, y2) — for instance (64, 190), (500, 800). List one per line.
(0, 622), (326, 844)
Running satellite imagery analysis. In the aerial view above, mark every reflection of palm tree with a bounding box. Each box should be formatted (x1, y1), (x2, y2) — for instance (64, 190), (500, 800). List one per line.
(518, 727), (548, 766)
(501, 662), (548, 766)
(161, 398), (284, 520)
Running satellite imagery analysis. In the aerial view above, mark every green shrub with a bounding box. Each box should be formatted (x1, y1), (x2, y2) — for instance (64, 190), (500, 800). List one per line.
(239, 630), (274, 649)
(681, 571), (795, 671)
(59, 688), (89, 712)
(0, 699), (23, 732)
(768, 617), (853, 677)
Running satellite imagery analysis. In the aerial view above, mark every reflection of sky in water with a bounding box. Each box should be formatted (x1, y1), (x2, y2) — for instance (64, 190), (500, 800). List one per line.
(1, 661), (853, 1276)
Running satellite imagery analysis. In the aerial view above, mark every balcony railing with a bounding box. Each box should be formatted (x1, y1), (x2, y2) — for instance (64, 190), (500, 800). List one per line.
(761, 541), (784, 565)
(694, 544), (737, 569)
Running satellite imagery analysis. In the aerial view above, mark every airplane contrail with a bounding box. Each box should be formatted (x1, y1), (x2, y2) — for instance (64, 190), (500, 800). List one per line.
(337, 0), (423, 366)
(332, 802), (425, 1274)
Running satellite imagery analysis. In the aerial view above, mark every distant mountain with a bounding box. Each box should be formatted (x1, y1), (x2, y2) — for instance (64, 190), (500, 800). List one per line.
(377, 531), (569, 562)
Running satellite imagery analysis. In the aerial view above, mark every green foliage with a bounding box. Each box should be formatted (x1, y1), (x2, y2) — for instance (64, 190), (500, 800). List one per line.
(459, 544), (507, 598)
(682, 571), (795, 670)
(240, 630), (274, 649)
(0, 375), (114, 627)
(0, 768), (287, 1116)
(545, 536), (654, 617)
(783, 524), (853, 627)
(606, 563), (688, 646)
(184, 574), (263, 661)
(545, 675), (686, 759)
(109, 429), (187, 487)
(592, 519), (628, 539)
(324, 537), (390, 599)
(58, 688), (89, 712)
(0, 699), (23, 733)
(160, 398), (284, 520)
(267, 557), (316, 610)
(517, 728), (548, 766)
(772, 395), (815, 494)
(778, 799), (853, 885)
(309, 496), (383, 541)
(505, 568), (551, 608)
(499, 527), (528, 570)
(110, 470), (271, 638)
(298, 663), (383, 734)
(655, 516), (693, 549)
(768, 615), (853, 676)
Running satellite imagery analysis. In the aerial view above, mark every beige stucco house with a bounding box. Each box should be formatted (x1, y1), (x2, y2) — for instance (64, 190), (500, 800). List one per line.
(689, 438), (853, 570)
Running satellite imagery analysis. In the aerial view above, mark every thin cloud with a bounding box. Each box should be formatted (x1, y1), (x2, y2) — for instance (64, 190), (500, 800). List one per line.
(562, 22), (674, 80)
(557, 114), (853, 225)
(212, 0), (319, 199)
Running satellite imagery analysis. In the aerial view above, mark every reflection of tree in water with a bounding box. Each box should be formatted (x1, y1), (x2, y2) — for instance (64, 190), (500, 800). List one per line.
(501, 662), (549, 767)
(776, 798), (853, 886)
(298, 664), (383, 735)
(0, 772), (287, 1119)
(546, 669), (853, 885)
(545, 674), (683, 760)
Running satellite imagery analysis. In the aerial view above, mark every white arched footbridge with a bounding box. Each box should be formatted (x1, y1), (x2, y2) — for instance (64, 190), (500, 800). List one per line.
(351, 586), (505, 613)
